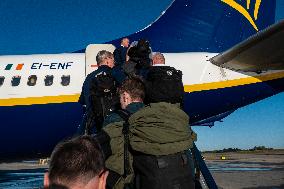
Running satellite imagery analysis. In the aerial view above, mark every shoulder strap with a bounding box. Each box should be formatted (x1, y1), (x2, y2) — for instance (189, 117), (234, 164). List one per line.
(115, 109), (131, 121)
(115, 109), (132, 178)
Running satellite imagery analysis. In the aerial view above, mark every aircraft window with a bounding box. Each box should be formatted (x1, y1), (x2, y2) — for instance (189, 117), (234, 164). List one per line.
(11, 76), (21, 86)
(61, 75), (70, 86)
(44, 75), (54, 86)
(27, 75), (37, 86)
(0, 76), (4, 86)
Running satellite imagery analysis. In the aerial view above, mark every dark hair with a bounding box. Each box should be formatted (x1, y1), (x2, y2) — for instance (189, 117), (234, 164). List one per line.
(48, 135), (105, 186)
(119, 78), (145, 100)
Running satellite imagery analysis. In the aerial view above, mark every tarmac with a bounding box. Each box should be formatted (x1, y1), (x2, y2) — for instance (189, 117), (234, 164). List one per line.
(0, 159), (48, 170)
(203, 150), (284, 189)
(0, 159), (48, 188)
(0, 151), (283, 188)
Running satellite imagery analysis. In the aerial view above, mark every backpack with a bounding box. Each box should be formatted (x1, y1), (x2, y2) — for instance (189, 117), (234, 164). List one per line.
(115, 107), (195, 189)
(133, 151), (195, 189)
(145, 66), (184, 104)
(87, 68), (119, 133)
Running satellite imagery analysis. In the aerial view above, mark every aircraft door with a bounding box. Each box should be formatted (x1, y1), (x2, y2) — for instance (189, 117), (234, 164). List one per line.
(85, 44), (116, 76)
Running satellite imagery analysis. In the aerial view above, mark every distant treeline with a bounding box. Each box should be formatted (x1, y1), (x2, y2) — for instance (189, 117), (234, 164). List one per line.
(203, 146), (274, 153)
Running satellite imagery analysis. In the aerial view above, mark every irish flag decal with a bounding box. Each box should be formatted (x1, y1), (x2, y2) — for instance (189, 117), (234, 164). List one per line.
(5, 63), (24, 70)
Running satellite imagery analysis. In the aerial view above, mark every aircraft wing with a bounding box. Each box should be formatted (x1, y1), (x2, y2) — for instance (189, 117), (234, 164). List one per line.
(210, 20), (284, 73)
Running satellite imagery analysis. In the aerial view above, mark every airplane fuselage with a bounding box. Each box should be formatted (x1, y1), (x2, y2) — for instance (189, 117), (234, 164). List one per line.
(1, 51), (284, 158)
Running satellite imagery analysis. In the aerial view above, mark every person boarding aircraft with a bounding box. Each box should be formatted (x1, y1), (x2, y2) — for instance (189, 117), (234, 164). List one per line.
(0, 0), (283, 159)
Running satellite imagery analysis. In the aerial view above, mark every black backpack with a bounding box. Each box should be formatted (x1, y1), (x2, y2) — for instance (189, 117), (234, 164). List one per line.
(87, 68), (119, 132)
(145, 66), (184, 104)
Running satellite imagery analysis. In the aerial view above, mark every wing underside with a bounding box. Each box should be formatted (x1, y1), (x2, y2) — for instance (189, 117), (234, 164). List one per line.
(210, 20), (284, 73)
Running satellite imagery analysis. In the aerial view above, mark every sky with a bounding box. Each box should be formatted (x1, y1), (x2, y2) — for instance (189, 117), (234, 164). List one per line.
(0, 0), (283, 151)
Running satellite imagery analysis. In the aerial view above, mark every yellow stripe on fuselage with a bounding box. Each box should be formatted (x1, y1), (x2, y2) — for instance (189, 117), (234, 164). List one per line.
(1, 71), (284, 106)
(0, 94), (80, 106)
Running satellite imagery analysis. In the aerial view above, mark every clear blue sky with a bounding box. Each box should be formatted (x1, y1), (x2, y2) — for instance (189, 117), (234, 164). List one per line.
(0, 0), (283, 151)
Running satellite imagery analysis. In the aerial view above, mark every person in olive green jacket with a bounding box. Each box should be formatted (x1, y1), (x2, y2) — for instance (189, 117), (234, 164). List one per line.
(102, 78), (197, 189)
(103, 78), (145, 189)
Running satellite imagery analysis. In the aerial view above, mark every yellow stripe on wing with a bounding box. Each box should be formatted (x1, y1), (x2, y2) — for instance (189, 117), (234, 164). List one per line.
(184, 71), (284, 92)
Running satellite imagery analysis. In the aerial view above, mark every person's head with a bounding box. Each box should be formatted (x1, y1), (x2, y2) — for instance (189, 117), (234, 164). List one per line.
(119, 78), (145, 109)
(96, 50), (114, 68)
(121, 38), (130, 48)
(152, 52), (165, 65)
(44, 135), (108, 189)
(136, 39), (151, 58)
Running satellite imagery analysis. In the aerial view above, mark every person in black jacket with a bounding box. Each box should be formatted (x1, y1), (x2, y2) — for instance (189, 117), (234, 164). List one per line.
(113, 38), (129, 68)
(78, 50), (126, 134)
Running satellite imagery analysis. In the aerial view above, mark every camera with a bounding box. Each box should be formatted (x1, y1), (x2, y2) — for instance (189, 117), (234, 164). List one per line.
(128, 39), (152, 68)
